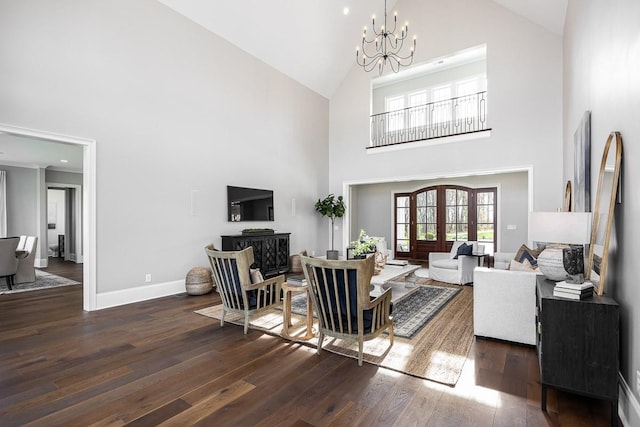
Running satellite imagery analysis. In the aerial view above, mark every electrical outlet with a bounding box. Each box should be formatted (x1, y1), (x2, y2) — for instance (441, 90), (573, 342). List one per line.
(145, 273), (151, 283)
(636, 370), (640, 393)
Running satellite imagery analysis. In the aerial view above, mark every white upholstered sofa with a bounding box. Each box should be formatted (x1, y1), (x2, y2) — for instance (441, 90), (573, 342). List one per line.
(473, 253), (541, 345)
(428, 241), (485, 285)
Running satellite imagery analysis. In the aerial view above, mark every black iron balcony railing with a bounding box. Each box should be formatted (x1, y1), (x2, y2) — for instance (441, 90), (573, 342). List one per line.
(369, 91), (488, 148)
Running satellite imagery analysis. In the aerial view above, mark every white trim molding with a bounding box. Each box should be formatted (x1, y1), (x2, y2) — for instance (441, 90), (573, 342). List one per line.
(96, 280), (186, 310)
(619, 373), (640, 427)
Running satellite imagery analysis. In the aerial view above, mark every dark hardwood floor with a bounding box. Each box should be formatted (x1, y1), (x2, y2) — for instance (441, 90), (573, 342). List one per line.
(38, 256), (83, 283)
(0, 264), (616, 426)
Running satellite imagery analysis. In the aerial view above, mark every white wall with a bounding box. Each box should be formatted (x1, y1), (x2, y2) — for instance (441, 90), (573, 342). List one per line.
(329, 0), (563, 253)
(1, 165), (38, 237)
(564, 0), (640, 420)
(0, 0), (329, 296)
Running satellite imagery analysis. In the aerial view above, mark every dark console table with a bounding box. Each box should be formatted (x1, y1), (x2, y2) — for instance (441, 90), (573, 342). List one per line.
(536, 276), (619, 426)
(221, 232), (290, 277)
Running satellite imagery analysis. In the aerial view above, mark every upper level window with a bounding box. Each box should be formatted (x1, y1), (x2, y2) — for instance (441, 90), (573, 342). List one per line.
(385, 95), (405, 132)
(408, 90), (427, 128)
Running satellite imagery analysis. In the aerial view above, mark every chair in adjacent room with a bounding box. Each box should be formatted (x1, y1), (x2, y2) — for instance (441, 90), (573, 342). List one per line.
(428, 240), (485, 285)
(300, 254), (394, 366)
(15, 236), (38, 284)
(204, 245), (284, 334)
(0, 237), (20, 290)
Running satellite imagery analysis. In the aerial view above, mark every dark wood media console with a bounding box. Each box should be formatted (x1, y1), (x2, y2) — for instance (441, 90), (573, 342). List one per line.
(221, 232), (290, 277)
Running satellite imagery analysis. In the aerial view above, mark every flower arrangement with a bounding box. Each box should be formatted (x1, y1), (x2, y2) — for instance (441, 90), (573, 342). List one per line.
(350, 229), (379, 257)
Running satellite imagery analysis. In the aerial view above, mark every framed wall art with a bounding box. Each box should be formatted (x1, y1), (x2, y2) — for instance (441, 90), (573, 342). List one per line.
(573, 111), (591, 212)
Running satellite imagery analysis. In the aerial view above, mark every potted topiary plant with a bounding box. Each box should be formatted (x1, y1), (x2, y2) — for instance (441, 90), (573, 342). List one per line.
(315, 194), (346, 259)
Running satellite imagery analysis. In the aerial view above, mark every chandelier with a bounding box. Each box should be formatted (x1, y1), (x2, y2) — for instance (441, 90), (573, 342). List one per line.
(356, 0), (417, 74)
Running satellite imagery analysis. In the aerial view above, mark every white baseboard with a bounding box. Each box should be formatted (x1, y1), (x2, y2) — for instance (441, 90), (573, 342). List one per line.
(95, 280), (185, 310)
(619, 373), (640, 427)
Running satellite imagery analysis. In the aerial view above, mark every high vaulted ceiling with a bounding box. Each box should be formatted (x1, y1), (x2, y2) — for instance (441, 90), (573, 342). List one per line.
(1, 0), (567, 171)
(158, 0), (568, 99)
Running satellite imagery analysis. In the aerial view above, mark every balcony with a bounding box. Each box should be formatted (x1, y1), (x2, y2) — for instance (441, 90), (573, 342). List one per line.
(369, 91), (488, 148)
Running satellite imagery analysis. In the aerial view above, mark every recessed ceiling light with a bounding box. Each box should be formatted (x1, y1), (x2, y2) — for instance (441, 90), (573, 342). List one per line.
(60, 159), (69, 163)
(343, 7), (349, 15)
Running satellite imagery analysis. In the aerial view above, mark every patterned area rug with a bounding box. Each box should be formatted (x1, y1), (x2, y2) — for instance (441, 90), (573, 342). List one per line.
(0, 270), (80, 294)
(390, 283), (460, 338)
(286, 283), (459, 339)
(195, 280), (473, 385)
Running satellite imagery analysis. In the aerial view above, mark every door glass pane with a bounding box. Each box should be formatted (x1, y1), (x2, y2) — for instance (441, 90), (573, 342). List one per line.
(457, 206), (468, 222)
(417, 207), (426, 222)
(446, 207), (456, 223)
(397, 224), (409, 240)
(426, 224), (436, 241)
(445, 188), (469, 241)
(446, 189), (456, 204)
(457, 190), (468, 205)
(426, 206), (436, 223)
(417, 224), (426, 240)
(395, 195), (411, 253)
(476, 190), (496, 255)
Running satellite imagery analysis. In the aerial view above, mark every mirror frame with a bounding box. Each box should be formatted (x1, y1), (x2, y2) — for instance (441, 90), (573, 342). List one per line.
(564, 180), (572, 212)
(587, 131), (622, 295)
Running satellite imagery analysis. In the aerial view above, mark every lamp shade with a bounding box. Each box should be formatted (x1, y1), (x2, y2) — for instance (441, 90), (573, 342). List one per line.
(528, 212), (592, 281)
(528, 212), (592, 245)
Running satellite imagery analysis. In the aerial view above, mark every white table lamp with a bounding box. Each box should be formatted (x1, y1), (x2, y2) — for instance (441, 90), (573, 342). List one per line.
(528, 212), (592, 282)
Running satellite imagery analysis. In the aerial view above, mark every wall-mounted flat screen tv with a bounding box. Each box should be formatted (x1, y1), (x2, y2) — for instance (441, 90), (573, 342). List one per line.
(227, 185), (274, 222)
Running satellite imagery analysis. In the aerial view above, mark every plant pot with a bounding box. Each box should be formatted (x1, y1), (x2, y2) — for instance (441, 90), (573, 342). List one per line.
(326, 250), (339, 260)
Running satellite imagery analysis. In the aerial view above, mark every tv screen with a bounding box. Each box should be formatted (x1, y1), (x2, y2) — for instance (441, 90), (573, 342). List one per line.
(227, 186), (274, 222)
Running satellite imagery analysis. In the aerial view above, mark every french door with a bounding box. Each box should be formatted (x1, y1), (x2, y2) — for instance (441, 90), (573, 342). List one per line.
(394, 186), (496, 260)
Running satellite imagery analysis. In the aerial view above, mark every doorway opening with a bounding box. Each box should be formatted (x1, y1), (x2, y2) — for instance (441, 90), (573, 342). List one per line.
(0, 123), (96, 311)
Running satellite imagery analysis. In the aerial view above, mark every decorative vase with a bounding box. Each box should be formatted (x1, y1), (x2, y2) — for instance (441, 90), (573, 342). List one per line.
(537, 246), (568, 281)
(326, 250), (339, 260)
(563, 247), (585, 284)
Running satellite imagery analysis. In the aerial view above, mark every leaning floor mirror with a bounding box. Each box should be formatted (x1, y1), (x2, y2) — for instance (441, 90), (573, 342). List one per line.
(587, 131), (622, 295)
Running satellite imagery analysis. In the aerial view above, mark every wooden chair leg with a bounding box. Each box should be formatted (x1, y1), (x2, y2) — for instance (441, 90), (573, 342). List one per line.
(358, 340), (364, 366)
(220, 309), (226, 327)
(244, 313), (249, 334)
(7, 276), (12, 291)
(317, 332), (324, 355)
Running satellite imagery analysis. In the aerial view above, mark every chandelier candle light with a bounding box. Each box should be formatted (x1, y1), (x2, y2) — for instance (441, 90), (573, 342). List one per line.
(356, 0), (417, 74)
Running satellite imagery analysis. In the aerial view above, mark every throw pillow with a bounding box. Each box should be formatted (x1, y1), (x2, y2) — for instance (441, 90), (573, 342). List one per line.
(509, 258), (538, 272)
(454, 242), (474, 259)
(250, 268), (264, 284)
(514, 244), (543, 267)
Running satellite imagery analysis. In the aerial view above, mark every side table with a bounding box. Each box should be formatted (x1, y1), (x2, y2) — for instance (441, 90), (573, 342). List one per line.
(282, 281), (315, 340)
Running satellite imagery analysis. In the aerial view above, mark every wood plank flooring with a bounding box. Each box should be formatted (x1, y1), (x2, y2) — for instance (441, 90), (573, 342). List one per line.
(0, 262), (616, 426)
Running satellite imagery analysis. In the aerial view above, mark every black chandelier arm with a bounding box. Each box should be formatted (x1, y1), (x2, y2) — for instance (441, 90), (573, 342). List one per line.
(356, 50), (385, 65)
(358, 54), (387, 73)
(360, 39), (387, 56)
(387, 49), (415, 63)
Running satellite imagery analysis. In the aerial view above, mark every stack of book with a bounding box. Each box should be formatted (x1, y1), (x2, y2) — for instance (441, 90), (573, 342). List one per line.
(553, 281), (594, 300)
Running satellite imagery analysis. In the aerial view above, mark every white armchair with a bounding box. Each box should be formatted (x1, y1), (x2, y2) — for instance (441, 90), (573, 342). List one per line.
(16, 236), (38, 284)
(428, 241), (484, 285)
(473, 266), (540, 345)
